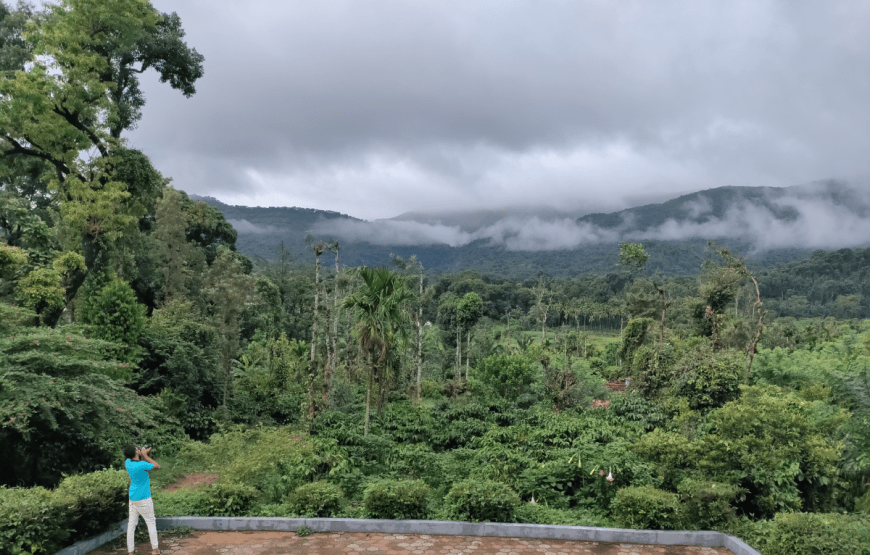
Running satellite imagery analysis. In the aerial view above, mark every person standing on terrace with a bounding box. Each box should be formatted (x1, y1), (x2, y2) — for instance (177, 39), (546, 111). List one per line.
(123, 444), (161, 555)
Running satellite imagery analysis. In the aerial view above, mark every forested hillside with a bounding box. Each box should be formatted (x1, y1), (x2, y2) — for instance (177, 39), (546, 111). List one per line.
(197, 195), (823, 277)
(1, 2), (868, 555)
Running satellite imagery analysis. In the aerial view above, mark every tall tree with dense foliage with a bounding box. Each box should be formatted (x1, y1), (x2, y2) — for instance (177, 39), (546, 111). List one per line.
(343, 267), (412, 435)
(0, 0), (202, 307)
(202, 248), (255, 420)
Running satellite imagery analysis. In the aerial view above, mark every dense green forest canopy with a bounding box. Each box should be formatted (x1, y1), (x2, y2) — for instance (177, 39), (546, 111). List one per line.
(1, 3), (868, 554)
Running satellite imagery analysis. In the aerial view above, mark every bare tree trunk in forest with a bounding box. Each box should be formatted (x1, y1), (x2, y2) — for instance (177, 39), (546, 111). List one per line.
(455, 323), (462, 380)
(465, 329), (471, 380)
(746, 275), (768, 381)
(365, 356), (373, 435)
(308, 242), (325, 419)
(377, 357), (388, 413)
(322, 286), (332, 404)
(331, 246), (340, 383)
(653, 281), (670, 347)
(345, 309), (353, 380)
(415, 273), (423, 404)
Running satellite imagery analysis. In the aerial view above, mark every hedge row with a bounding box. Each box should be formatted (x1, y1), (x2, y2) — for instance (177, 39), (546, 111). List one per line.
(0, 469), (127, 555)
(3, 471), (868, 555)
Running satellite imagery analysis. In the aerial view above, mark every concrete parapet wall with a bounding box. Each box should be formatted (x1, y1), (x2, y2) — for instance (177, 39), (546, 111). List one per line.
(49, 517), (762, 555)
(154, 517), (760, 555)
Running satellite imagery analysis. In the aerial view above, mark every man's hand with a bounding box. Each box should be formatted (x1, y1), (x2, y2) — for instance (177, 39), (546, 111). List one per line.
(140, 447), (161, 471)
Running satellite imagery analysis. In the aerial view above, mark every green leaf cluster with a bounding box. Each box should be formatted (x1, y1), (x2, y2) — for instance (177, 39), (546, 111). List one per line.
(0, 468), (126, 555)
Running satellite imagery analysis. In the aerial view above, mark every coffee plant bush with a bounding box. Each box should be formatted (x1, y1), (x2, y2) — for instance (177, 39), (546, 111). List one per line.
(444, 479), (520, 523)
(197, 481), (259, 517)
(748, 512), (870, 555)
(286, 481), (344, 517)
(676, 479), (742, 529)
(362, 479), (430, 519)
(611, 485), (683, 530)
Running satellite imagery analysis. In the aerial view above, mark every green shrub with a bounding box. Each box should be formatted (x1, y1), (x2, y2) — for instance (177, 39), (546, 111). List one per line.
(632, 429), (697, 489)
(421, 379), (442, 399)
(676, 479), (741, 529)
(611, 485), (683, 530)
(255, 503), (293, 517)
(444, 479), (520, 523)
(197, 482), (259, 516)
(750, 512), (870, 555)
(857, 489), (870, 514)
(152, 489), (207, 517)
(477, 354), (537, 401)
(178, 427), (322, 503)
(0, 469), (127, 555)
(295, 525), (314, 537)
(514, 503), (613, 527)
(287, 481), (344, 517)
(619, 318), (653, 364)
(362, 479), (430, 520)
(0, 486), (68, 555)
(55, 469), (127, 540)
(668, 345), (743, 410)
(698, 385), (845, 518)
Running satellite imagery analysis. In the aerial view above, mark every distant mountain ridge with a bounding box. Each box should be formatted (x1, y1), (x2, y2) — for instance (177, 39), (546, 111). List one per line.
(577, 181), (870, 232)
(192, 179), (870, 277)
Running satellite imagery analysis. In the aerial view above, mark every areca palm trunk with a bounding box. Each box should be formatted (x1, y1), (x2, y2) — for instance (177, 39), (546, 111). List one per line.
(416, 281), (423, 403)
(309, 246), (323, 418)
(365, 355), (374, 435)
(331, 248), (340, 386)
(322, 286), (332, 403)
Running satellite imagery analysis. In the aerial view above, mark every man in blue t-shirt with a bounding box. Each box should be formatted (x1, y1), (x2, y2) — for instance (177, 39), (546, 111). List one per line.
(124, 444), (161, 554)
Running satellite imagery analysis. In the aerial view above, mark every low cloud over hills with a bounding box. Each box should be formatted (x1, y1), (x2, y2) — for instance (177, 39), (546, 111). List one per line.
(302, 179), (870, 252)
(197, 179), (870, 274)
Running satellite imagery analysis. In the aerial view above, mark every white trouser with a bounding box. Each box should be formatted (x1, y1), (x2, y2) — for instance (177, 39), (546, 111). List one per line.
(127, 497), (158, 552)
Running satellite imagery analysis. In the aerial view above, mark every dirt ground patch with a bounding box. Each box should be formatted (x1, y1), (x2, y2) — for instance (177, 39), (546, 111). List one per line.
(162, 473), (218, 492)
(90, 530), (735, 555)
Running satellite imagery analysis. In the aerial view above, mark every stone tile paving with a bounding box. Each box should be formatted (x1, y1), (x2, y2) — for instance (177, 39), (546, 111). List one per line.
(91, 530), (734, 555)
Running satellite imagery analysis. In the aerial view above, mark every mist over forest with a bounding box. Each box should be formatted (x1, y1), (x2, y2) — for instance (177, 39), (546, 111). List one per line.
(207, 179), (870, 275)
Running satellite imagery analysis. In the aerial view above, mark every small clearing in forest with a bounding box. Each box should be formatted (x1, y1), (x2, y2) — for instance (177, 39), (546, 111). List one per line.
(163, 473), (219, 492)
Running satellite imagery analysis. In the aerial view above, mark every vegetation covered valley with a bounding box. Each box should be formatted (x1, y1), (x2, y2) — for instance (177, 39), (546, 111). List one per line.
(1, 2), (869, 555)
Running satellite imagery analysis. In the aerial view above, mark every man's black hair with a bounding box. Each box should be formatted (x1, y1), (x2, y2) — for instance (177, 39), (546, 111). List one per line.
(123, 444), (137, 460)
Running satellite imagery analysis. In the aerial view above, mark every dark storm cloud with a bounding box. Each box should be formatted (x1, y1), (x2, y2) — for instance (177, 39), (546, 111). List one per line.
(128, 1), (870, 219)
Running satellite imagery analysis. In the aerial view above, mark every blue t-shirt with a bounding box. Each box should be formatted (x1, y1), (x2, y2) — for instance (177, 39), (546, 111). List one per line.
(125, 459), (154, 501)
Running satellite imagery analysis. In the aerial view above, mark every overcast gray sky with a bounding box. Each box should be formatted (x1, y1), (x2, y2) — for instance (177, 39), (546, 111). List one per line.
(125, 0), (870, 221)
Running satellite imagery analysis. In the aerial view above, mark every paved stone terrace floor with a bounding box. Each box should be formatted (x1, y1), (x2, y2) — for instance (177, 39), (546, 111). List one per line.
(92, 530), (734, 555)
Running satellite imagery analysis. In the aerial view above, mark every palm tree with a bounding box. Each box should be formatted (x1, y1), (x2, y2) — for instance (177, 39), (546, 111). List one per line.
(343, 267), (413, 435)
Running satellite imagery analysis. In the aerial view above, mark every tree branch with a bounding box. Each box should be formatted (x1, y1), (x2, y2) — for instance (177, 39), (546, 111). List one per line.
(51, 105), (110, 159)
(2, 134), (72, 182)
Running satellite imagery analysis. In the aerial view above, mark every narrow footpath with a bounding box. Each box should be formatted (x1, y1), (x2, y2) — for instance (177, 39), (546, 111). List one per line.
(93, 530), (733, 555)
